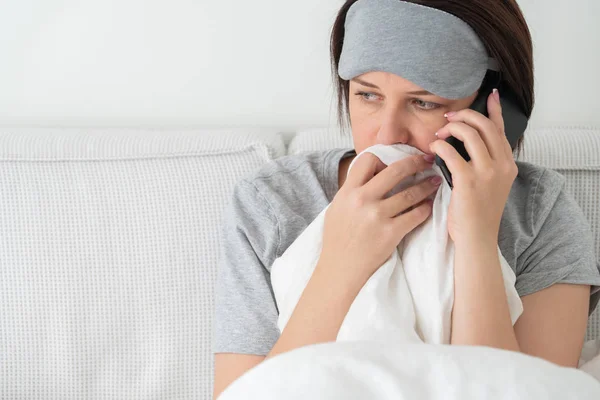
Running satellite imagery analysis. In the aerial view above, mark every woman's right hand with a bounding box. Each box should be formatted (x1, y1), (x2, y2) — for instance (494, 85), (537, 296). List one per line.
(318, 153), (442, 287)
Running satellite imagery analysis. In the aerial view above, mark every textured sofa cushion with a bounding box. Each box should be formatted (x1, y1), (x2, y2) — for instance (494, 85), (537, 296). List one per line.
(288, 127), (600, 340)
(0, 127), (284, 400)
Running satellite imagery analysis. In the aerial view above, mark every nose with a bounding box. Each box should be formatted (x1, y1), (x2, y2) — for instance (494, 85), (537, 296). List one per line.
(375, 107), (411, 146)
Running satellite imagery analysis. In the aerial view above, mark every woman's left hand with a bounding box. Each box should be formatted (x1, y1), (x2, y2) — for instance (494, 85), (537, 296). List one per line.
(430, 89), (518, 247)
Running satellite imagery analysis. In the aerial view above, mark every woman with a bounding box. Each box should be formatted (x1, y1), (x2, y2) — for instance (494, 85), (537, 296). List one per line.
(213, 0), (600, 397)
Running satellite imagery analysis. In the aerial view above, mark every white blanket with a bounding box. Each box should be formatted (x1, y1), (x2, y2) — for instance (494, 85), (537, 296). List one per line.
(271, 144), (523, 345)
(580, 338), (600, 380)
(219, 341), (600, 399)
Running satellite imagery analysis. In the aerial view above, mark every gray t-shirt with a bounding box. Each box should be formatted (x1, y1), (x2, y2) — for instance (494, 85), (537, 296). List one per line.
(213, 147), (600, 355)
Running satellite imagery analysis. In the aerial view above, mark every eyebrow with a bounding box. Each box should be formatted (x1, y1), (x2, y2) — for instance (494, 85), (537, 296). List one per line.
(351, 77), (433, 96)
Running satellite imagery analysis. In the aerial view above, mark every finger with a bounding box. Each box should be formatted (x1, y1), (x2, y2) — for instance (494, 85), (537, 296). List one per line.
(362, 154), (434, 199)
(344, 152), (387, 189)
(488, 88), (505, 138)
(429, 139), (471, 181)
(444, 107), (505, 160)
(391, 199), (433, 238)
(435, 122), (493, 169)
(488, 88), (515, 160)
(380, 175), (441, 217)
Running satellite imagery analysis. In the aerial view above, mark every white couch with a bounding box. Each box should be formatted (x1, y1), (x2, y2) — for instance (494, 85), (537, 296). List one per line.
(1, 126), (598, 399)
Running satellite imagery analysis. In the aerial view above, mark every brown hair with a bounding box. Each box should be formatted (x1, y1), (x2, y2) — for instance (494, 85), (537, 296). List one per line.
(330, 0), (534, 154)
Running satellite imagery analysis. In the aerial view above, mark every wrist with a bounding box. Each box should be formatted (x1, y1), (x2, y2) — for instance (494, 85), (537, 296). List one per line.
(453, 237), (500, 273)
(453, 229), (498, 251)
(314, 255), (369, 296)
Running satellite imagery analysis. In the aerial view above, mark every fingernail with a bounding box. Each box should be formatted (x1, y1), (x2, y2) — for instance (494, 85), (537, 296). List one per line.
(493, 88), (500, 103)
(423, 154), (435, 163)
(430, 176), (442, 185)
(444, 111), (456, 118)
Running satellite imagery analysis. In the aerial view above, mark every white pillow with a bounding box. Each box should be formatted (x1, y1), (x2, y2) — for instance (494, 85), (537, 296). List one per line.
(0, 127), (284, 400)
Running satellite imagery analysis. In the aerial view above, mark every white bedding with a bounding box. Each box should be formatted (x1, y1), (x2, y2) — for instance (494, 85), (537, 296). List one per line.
(220, 340), (600, 400)
(580, 338), (600, 381)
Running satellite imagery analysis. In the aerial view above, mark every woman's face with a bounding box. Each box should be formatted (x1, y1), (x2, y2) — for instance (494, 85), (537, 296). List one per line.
(348, 71), (478, 155)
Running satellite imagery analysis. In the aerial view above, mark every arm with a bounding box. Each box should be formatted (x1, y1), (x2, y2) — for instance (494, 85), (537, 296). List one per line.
(266, 256), (363, 358)
(514, 283), (590, 367)
(451, 240), (591, 367)
(430, 93), (599, 367)
(451, 240), (520, 352)
(213, 257), (364, 399)
(213, 354), (265, 399)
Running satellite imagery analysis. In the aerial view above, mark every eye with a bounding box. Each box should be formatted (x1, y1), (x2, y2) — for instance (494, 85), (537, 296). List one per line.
(354, 91), (381, 103)
(413, 99), (440, 110)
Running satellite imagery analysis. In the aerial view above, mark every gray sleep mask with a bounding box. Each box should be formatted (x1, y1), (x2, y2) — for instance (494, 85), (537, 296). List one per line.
(338, 0), (499, 99)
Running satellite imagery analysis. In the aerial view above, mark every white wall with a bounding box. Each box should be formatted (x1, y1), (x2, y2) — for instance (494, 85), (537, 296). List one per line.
(0, 0), (598, 131)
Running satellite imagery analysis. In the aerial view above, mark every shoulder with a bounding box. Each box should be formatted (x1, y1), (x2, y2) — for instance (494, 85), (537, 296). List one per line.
(244, 149), (333, 186)
(499, 161), (568, 271)
(229, 147), (354, 262)
(235, 149), (338, 211)
(501, 161), (600, 301)
(507, 161), (567, 232)
(511, 160), (594, 251)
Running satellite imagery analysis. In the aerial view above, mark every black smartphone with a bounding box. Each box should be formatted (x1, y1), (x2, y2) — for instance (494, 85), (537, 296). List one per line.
(434, 70), (529, 188)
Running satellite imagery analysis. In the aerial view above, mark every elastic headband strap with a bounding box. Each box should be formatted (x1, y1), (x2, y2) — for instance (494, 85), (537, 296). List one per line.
(338, 0), (498, 99)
